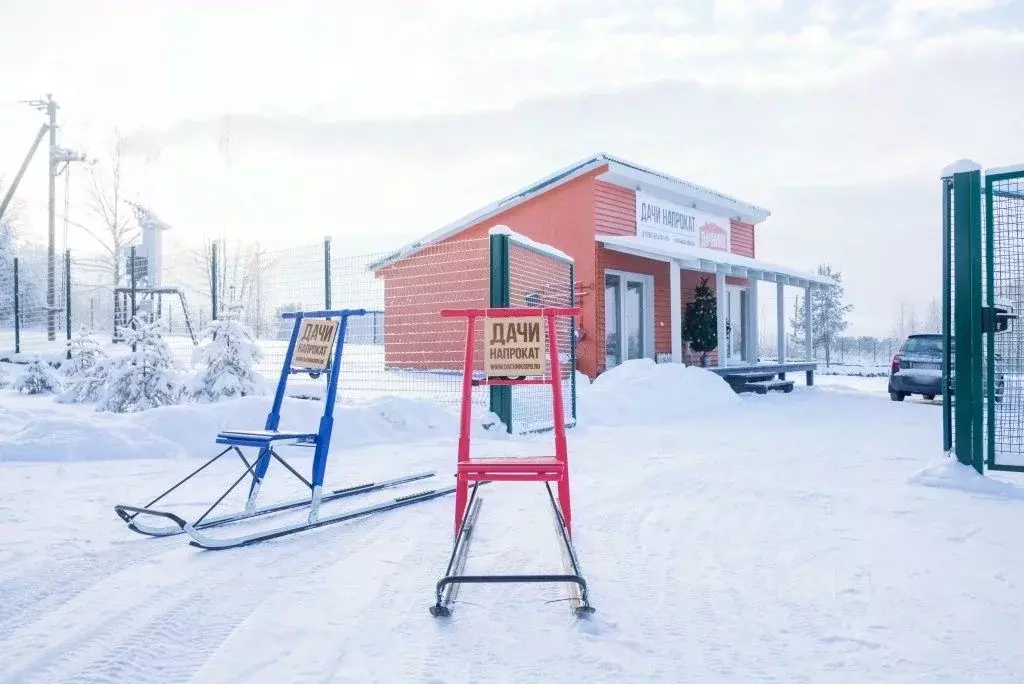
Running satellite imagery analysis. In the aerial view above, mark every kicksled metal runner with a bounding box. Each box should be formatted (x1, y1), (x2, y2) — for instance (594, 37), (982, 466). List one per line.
(114, 309), (456, 550)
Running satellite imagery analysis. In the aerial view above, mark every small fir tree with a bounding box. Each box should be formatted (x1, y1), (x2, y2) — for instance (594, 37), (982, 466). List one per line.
(0, 363), (10, 389)
(13, 358), (61, 395)
(58, 329), (112, 403)
(189, 310), (266, 402)
(683, 277), (719, 366)
(98, 316), (184, 413)
(790, 263), (852, 366)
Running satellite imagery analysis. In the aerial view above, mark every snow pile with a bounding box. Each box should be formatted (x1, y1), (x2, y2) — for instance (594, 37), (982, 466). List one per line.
(0, 393), (501, 463)
(908, 457), (1024, 499)
(577, 358), (740, 426)
(12, 359), (61, 395)
(488, 224), (573, 262)
(189, 316), (268, 402)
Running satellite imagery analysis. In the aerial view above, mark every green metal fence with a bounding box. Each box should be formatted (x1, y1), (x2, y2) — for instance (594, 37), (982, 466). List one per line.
(943, 162), (1024, 473)
(985, 168), (1024, 471)
(489, 230), (577, 433)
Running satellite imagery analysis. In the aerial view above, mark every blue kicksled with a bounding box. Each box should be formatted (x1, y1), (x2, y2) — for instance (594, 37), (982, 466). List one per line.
(114, 309), (455, 550)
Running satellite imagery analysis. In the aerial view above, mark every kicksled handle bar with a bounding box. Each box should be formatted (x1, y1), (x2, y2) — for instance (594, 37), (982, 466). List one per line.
(440, 307), (581, 319)
(281, 309), (367, 320)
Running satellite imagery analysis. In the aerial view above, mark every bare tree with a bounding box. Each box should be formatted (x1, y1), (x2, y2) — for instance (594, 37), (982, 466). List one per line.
(189, 236), (273, 336)
(81, 131), (137, 290)
(924, 297), (942, 333)
(892, 301), (920, 340)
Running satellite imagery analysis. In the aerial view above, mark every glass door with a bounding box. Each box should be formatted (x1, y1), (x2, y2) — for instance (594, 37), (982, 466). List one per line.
(605, 271), (653, 370)
(726, 286), (747, 363)
(604, 275), (622, 369)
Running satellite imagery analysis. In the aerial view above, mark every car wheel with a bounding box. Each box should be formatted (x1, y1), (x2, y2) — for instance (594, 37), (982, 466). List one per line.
(923, 394), (936, 401)
(890, 391), (906, 402)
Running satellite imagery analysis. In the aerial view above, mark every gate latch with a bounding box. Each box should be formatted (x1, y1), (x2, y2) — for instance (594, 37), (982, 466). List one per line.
(983, 299), (1018, 333)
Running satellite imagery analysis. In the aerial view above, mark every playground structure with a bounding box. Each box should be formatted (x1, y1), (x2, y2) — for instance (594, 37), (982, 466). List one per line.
(113, 308), (456, 550)
(429, 306), (595, 618)
(942, 161), (1023, 474)
(112, 204), (198, 344)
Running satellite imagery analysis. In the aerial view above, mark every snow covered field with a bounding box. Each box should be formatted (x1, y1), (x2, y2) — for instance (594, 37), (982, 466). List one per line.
(3, 361), (1024, 683)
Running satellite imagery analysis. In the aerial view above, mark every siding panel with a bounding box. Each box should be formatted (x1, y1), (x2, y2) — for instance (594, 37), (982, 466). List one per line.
(731, 220), (755, 258)
(594, 182), (636, 236)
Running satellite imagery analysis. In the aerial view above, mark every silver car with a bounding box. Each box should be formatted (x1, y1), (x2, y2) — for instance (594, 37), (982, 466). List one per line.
(889, 333), (1006, 402)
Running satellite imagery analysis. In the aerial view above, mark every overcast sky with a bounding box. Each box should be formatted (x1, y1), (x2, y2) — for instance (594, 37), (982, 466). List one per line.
(2, 0), (1023, 336)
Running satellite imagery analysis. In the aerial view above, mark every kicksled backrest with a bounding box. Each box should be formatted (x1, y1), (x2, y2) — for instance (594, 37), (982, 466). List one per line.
(264, 309), (367, 434)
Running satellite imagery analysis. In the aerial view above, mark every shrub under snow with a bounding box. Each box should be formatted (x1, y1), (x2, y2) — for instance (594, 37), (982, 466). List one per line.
(57, 329), (111, 403)
(98, 317), (185, 413)
(189, 314), (266, 402)
(13, 359), (61, 395)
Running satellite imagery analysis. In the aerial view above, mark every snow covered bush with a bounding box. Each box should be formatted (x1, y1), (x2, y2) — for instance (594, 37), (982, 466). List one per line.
(98, 317), (185, 413)
(57, 329), (111, 403)
(0, 363), (10, 389)
(189, 312), (266, 402)
(13, 358), (61, 395)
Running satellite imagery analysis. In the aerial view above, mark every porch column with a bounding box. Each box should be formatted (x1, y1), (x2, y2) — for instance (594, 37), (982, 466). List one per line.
(776, 281), (786, 365)
(746, 279), (759, 362)
(670, 261), (682, 363)
(716, 270), (727, 367)
(804, 285), (814, 361)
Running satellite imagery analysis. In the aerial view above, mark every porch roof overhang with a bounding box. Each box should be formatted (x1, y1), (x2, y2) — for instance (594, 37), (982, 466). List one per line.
(596, 235), (834, 289)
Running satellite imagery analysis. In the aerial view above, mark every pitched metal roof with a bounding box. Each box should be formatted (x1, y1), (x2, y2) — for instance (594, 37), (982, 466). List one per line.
(367, 153), (771, 272)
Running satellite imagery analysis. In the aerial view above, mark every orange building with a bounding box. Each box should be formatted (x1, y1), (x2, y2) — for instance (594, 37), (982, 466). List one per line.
(370, 154), (832, 383)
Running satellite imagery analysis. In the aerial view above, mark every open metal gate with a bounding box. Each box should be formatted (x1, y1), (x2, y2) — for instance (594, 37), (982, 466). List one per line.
(943, 162), (1023, 473)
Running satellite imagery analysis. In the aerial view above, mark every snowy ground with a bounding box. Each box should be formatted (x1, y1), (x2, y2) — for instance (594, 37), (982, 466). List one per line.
(3, 362), (1024, 683)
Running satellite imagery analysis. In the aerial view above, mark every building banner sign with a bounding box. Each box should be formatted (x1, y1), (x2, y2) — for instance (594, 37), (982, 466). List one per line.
(635, 190), (731, 252)
(484, 316), (546, 377)
(293, 318), (339, 369)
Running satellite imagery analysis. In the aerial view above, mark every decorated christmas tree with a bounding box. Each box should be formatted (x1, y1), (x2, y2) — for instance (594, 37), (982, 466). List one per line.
(189, 308), (266, 402)
(98, 316), (184, 413)
(683, 277), (718, 366)
(13, 358), (62, 395)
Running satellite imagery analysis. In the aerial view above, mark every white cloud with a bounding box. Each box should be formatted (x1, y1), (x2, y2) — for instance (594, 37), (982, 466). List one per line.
(713, 0), (786, 24)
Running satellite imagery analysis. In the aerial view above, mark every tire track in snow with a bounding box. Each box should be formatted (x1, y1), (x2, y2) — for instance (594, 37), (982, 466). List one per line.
(181, 499), (446, 684)
(0, 538), (178, 643)
(0, 492), (421, 684)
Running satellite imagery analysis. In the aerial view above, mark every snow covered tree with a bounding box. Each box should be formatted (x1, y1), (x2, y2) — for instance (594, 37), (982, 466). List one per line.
(0, 363), (9, 389)
(189, 311), (266, 402)
(683, 277), (718, 366)
(791, 264), (853, 367)
(13, 358), (61, 394)
(1, 183), (19, 324)
(98, 316), (184, 413)
(57, 329), (111, 403)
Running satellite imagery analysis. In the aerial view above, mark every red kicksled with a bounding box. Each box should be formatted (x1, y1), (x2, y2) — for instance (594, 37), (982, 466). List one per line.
(429, 306), (595, 618)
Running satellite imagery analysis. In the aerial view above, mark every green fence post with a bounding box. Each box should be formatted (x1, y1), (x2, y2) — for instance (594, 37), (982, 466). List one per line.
(941, 178), (953, 452)
(985, 174), (997, 470)
(210, 241), (219, 321)
(64, 249), (72, 360)
(13, 257), (20, 355)
(569, 262), (577, 425)
(324, 236), (332, 310)
(489, 232), (512, 433)
(952, 167), (984, 474)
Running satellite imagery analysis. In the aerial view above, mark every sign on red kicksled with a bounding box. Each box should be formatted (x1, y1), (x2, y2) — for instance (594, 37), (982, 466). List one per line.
(484, 316), (546, 377)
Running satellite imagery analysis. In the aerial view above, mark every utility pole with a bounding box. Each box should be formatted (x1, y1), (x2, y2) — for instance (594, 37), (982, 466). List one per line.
(19, 94), (89, 342)
(21, 94), (60, 340)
